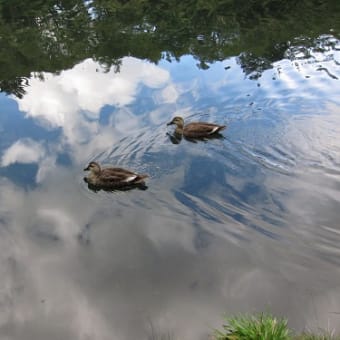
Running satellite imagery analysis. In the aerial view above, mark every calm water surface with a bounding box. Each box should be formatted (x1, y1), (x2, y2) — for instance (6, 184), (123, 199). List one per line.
(1, 1), (340, 339)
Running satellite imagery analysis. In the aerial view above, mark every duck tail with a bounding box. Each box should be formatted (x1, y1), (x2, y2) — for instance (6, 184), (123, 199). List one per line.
(218, 125), (227, 131)
(135, 174), (149, 183)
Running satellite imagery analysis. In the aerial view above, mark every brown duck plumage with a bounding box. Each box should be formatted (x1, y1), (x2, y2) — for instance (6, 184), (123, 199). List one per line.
(84, 161), (148, 189)
(167, 116), (226, 138)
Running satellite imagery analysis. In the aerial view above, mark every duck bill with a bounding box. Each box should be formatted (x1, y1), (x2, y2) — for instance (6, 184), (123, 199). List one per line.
(167, 121), (174, 126)
(83, 166), (90, 171)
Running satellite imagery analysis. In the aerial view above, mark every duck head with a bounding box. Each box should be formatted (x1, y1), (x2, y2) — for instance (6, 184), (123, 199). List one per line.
(167, 116), (184, 128)
(84, 161), (101, 175)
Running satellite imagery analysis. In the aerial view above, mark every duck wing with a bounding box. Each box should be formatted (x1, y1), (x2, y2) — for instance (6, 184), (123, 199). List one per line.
(184, 122), (226, 138)
(101, 168), (148, 184)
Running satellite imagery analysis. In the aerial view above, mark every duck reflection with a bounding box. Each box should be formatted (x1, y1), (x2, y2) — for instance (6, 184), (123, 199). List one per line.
(167, 131), (225, 144)
(83, 161), (148, 192)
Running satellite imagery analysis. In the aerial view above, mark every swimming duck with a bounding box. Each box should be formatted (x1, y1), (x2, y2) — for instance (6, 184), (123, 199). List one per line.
(167, 116), (226, 139)
(83, 161), (148, 190)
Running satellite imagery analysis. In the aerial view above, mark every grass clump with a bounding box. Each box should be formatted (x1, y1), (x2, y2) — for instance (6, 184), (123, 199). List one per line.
(214, 313), (290, 340)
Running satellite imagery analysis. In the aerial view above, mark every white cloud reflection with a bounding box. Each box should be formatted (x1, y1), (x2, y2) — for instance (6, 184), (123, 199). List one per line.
(6, 57), (175, 179)
(1, 139), (46, 166)
(16, 58), (170, 128)
(157, 84), (179, 104)
(1, 50), (340, 340)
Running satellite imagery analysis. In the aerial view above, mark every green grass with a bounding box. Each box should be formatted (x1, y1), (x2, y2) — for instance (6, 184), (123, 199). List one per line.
(213, 314), (340, 340)
(214, 313), (290, 340)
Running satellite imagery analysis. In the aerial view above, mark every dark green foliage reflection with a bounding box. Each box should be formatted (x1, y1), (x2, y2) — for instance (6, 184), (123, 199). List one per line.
(0, 0), (339, 96)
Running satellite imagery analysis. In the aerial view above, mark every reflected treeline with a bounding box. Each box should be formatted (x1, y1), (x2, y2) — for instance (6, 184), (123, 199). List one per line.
(0, 0), (339, 96)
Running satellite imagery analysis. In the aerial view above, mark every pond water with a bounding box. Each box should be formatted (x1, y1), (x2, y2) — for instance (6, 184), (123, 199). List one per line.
(0, 1), (340, 339)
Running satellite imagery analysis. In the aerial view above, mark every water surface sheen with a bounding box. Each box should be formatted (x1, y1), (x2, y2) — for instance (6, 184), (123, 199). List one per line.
(0, 1), (340, 339)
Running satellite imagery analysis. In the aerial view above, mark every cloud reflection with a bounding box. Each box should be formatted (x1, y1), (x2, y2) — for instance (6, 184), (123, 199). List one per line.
(1, 49), (340, 339)
(1, 139), (46, 166)
(16, 58), (170, 128)
(6, 57), (174, 181)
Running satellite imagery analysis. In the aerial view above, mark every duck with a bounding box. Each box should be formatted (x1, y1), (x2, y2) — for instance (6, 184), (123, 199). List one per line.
(167, 116), (226, 139)
(83, 161), (148, 190)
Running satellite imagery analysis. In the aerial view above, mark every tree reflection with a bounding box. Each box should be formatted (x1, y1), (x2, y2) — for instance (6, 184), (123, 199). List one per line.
(0, 0), (339, 96)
